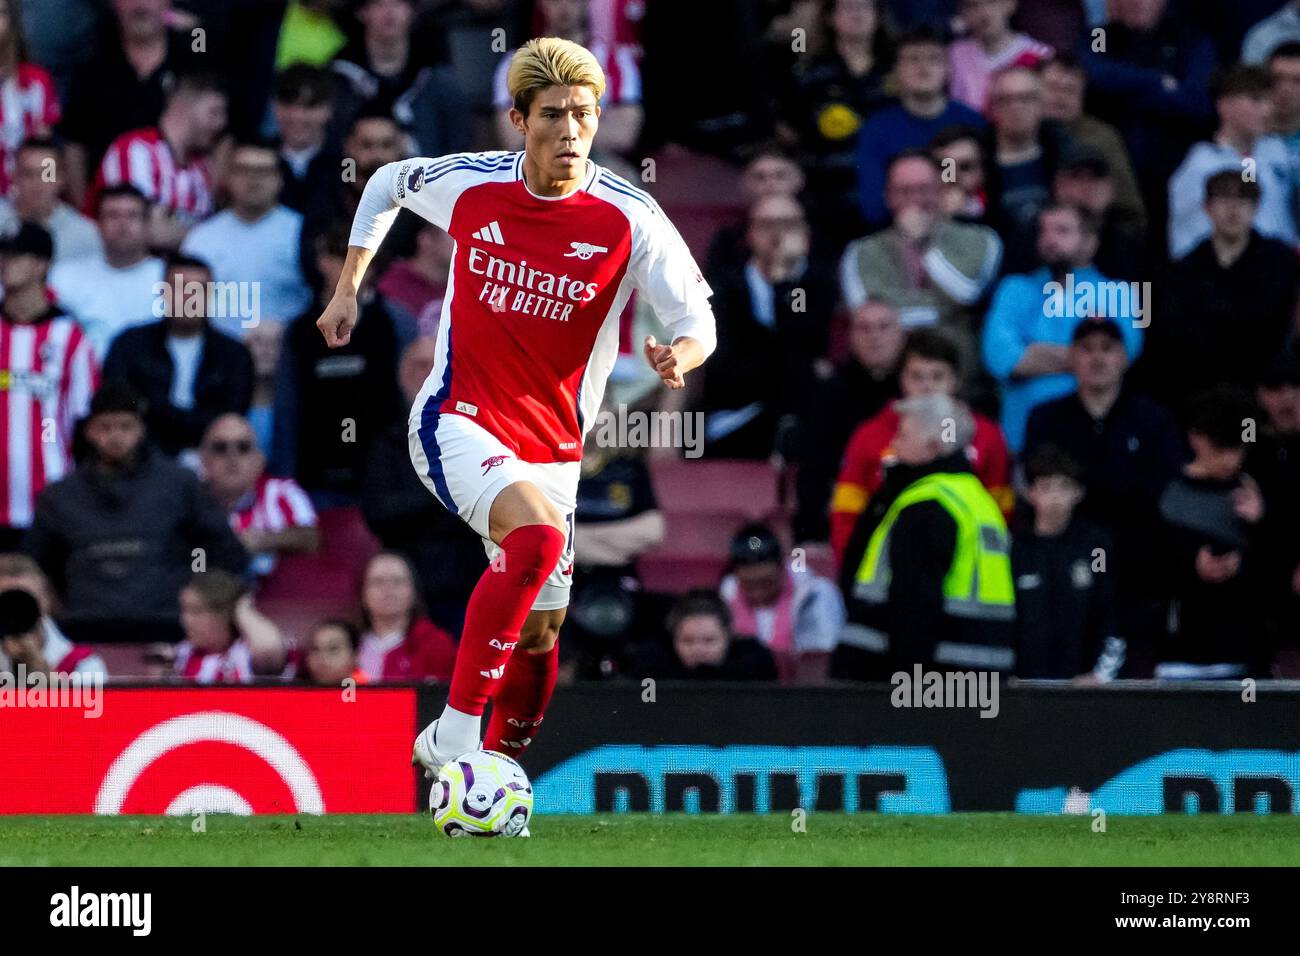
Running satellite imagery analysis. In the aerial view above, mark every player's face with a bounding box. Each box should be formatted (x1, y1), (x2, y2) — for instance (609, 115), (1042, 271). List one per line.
(673, 614), (730, 670)
(515, 84), (600, 182)
(307, 625), (357, 685)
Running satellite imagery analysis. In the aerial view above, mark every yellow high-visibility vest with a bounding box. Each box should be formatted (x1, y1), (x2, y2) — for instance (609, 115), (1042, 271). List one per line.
(853, 471), (1015, 621)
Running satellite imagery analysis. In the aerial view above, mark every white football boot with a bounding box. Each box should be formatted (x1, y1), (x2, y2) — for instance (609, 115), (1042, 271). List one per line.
(411, 719), (468, 781)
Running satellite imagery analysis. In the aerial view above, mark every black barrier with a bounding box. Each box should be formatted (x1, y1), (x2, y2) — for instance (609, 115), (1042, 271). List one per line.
(416, 683), (1300, 814)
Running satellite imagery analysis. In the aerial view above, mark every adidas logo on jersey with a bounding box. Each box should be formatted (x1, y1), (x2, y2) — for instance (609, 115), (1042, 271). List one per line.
(472, 220), (505, 244)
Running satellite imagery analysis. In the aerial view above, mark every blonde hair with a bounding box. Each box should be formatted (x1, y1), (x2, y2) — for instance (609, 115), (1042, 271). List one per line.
(507, 37), (606, 115)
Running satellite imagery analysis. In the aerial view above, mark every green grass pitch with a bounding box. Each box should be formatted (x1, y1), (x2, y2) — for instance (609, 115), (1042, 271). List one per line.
(3, 814), (1299, 866)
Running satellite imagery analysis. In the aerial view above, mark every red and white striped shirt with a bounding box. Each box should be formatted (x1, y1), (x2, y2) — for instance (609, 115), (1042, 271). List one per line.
(175, 638), (254, 684)
(90, 127), (214, 221)
(0, 64), (60, 196)
(230, 474), (318, 533)
(0, 308), (98, 528)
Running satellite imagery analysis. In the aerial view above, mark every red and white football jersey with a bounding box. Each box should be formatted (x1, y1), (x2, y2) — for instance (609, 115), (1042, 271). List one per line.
(175, 639), (254, 684)
(89, 127), (214, 220)
(351, 151), (716, 464)
(230, 474), (318, 534)
(0, 310), (98, 528)
(0, 64), (60, 196)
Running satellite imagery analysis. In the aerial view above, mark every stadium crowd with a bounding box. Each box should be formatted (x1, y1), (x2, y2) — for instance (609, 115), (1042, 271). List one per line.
(0, 0), (1298, 688)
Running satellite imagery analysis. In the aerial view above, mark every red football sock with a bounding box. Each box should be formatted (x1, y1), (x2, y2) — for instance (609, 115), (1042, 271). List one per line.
(447, 524), (565, 715)
(485, 643), (559, 757)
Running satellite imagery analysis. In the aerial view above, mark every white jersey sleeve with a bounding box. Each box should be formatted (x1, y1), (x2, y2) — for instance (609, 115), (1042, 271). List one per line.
(348, 151), (519, 250)
(625, 196), (717, 357)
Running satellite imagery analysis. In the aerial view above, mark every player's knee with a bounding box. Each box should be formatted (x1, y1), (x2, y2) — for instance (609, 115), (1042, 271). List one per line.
(502, 522), (566, 575)
(517, 620), (561, 653)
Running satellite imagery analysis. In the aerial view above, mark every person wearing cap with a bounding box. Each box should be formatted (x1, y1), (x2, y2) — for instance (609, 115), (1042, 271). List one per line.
(0, 555), (106, 683)
(0, 221), (98, 552)
(1039, 53), (1146, 232)
(26, 383), (249, 644)
(981, 202), (1144, 452)
(717, 522), (845, 685)
(1167, 64), (1297, 260)
(1145, 169), (1300, 413)
(836, 392), (1016, 679)
(1051, 144), (1147, 282)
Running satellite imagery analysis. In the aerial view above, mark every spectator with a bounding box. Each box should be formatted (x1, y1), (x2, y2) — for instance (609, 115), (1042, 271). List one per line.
(375, 221), (451, 335)
(930, 124), (989, 221)
(1025, 317), (1184, 561)
(180, 140), (311, 339)
(793, 299), (903, 542)
(1051, 145), (1147, 281)
(0, 224), (97, 550)
(27, 384), (249, 644)
(62, 0), (210, 196)
(1267, 41), (1300, 166)
(564, 428), (666, 676)
(1167, 65), (1296, 259)
(718, 523), (845, 684)
(48, 184), (165, 358)
(199, 413), (319, 579)
(840, 150), (1002, 362)
(301, 618), (368, 686)
(780, 0), (892, 240)
(87, 72), (229, 247)
(175, 570), (287, 683)
(0, 1), (60, 197)
(361, 335), (484, 635)
(0, 139), (100, 262)
(836, 393), (1016, 678)
(1012, 446), (1124, 681)
(103, 253), (255, 457)
(331, 0), (469, 158)
(855, 25), (987, 227)
(1242, 0), (1300, 64)
(272, 64), (342, 216)
(1153, 387), (1268, 679)
(0, 555), (106, 682)
(948, 0), (1052, 113)
(700, 193), (835, 458)
(704, 146), (806, 277)
(356, 551), (457, 682)
(1081, 0), (1216, 238)
(244, 318), (285, 455)
(274, 222), (406, 504)
(1250, 353), (1300, 667)
(831, 327), (1011, 566)
(1146, 171), (1300, 411)
(983, 64), (1072, 256)
(625, 589), (779, 681)
(981, 203), (1144, 451)
(1039, 53), (1146, 231)
(493, 0), (642, 165)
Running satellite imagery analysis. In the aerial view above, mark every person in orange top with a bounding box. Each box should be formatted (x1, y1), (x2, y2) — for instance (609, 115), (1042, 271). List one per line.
(830, 328), (1013, 567)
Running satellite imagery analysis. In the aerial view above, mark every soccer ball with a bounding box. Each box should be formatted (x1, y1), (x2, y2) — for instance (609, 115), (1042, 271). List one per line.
(429, 749), (533, 837)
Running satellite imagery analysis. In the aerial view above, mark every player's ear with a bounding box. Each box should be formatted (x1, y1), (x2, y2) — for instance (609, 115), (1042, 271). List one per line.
(509, 107), (527, 136)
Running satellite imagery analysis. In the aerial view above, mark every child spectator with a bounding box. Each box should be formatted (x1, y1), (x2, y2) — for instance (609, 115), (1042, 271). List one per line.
(356, 551), (457, 682)
(625, 589), (778, 682)
(1154, 388), (1269, 679)
(175, 571), (287, 684)
(302, 618), (368, 687)
(949, 0), (1052, 113)
(1013, 446), (1124, 682)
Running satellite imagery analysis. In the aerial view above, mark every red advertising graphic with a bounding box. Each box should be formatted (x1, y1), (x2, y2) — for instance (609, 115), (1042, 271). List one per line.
(1, 688), (418, 814)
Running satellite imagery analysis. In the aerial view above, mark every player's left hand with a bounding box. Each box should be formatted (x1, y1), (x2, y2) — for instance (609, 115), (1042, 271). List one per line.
(644, 335), (685, 389)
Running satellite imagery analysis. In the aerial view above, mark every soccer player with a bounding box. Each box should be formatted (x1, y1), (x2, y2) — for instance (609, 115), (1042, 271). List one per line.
(316, 37), (717, 779)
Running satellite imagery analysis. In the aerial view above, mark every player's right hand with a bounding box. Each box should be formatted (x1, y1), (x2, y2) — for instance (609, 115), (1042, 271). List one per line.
(316, 293), (358, 348)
